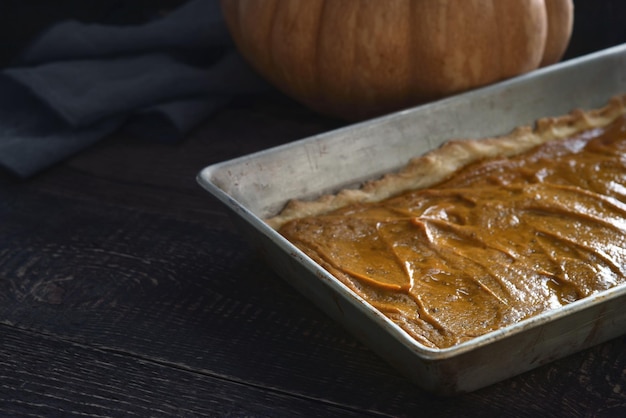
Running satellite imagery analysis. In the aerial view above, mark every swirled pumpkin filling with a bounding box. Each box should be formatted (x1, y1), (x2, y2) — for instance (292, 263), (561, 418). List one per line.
(278, 114), (626, 349)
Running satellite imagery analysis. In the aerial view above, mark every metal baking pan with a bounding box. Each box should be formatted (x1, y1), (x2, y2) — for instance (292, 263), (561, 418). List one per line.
(197, 44), (626, 394)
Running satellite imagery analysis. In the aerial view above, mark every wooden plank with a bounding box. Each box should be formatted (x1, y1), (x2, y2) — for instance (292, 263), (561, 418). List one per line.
(0, 187), (420, 413)
(0, 324), (373, 417)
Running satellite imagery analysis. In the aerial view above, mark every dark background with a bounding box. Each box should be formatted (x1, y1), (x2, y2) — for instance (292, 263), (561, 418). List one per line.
(0, 0), (187, 67)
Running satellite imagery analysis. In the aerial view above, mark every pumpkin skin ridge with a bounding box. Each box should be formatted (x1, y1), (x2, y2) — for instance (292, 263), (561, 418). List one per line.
(226, 0), (281, 95)
(221, 0), (574, 121)
(310, 1), (325, 113)
(300, 0), (330, 116)
(493, 0), (547, 80)
(337, 2), (364, 119)
(540, 0), (574, 67)
(350, 0), (412, 119)
(273, 0), (335, 116)
(491, 0), (505, 87)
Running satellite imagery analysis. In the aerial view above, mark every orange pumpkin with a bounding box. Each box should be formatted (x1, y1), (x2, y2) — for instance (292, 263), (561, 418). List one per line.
(221, 0), (574, 120)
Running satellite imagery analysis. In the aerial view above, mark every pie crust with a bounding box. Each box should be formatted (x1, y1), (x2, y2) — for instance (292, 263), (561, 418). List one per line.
(267, 95), (626, 229)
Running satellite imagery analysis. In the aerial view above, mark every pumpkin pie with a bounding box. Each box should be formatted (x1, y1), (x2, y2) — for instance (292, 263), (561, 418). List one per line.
(268, 95), (626, 349)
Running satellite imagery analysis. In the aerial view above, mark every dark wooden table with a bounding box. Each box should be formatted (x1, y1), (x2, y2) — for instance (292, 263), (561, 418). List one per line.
(1, 86), (626, 417)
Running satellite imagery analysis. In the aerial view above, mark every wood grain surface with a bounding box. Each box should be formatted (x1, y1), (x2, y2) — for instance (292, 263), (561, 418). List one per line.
(1, 95), (626, 416)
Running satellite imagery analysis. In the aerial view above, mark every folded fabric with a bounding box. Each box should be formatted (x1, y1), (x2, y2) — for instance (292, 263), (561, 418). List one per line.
(0, 0), (270, 178)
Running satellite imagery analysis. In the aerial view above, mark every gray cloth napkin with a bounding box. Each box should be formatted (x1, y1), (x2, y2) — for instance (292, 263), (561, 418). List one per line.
(0, 0), (269, 178)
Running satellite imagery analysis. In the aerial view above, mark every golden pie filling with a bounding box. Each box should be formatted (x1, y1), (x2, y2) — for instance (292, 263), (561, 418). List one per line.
(277, 112), (626, 349)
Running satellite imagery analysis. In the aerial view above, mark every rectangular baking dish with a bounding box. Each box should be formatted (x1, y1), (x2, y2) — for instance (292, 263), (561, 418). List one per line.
(197, 44), (626, 395)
